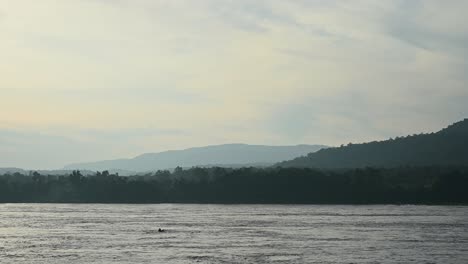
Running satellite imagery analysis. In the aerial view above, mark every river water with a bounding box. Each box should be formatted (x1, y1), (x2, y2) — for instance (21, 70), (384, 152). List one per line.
(0, 204), (467, 263)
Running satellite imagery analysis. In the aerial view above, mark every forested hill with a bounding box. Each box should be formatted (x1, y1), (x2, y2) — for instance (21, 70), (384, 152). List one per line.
(277, 119), (468, 168)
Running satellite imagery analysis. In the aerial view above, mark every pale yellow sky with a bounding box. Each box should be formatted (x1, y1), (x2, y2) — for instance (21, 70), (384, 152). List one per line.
(0, 0), (467, 168)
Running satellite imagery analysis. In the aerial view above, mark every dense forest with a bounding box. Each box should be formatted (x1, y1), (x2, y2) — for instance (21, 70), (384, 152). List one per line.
(0, 166), (467, 204)
(277, 119), (468, 168)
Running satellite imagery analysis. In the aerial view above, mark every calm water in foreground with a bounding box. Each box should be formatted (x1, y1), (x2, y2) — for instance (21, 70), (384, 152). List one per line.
(0, 204), (467, 264)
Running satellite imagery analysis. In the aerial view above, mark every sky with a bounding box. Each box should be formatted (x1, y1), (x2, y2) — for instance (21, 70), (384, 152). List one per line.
(1, 0), (467, 169)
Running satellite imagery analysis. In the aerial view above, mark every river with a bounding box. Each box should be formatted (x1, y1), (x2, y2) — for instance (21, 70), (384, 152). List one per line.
(0, 204), (467, 263)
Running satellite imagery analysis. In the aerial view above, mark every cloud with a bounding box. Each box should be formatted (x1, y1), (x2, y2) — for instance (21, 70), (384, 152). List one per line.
(0, 0), (467, 168)
(383, 1), (468, 56)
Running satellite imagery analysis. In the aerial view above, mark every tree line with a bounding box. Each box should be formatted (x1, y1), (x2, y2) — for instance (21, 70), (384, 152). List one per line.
(0, 166), (467, 204)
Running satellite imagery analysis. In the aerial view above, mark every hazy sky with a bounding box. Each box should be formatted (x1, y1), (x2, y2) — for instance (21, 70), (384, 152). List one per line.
(1, 0), (467, 169)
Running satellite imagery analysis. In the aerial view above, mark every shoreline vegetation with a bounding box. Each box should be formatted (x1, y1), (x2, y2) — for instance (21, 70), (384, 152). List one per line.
(1, 166), (467, 204)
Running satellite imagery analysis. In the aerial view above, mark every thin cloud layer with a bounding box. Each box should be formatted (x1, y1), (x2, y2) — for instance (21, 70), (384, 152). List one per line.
(0, 0), (466, 168)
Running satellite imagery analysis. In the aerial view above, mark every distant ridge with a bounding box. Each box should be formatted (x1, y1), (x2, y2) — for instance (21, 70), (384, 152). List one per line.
(0, 167), (98, 176)
(277, 119), (468, 168)
(65, 144), (326, 172)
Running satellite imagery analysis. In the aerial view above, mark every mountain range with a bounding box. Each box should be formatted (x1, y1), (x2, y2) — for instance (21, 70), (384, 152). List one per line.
(4, 119), (467, 174)
(64, 144), (326, 172)
(0, 168), (98, 176)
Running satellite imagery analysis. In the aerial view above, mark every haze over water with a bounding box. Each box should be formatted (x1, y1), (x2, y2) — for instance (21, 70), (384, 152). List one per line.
(0, 204), (467, 263)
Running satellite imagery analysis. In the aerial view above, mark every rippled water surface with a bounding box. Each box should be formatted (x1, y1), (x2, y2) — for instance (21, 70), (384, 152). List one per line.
(0, 204), (467, 263)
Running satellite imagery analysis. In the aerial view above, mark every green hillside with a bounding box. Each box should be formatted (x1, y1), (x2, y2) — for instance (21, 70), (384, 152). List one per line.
(277, 119), (468, 168)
